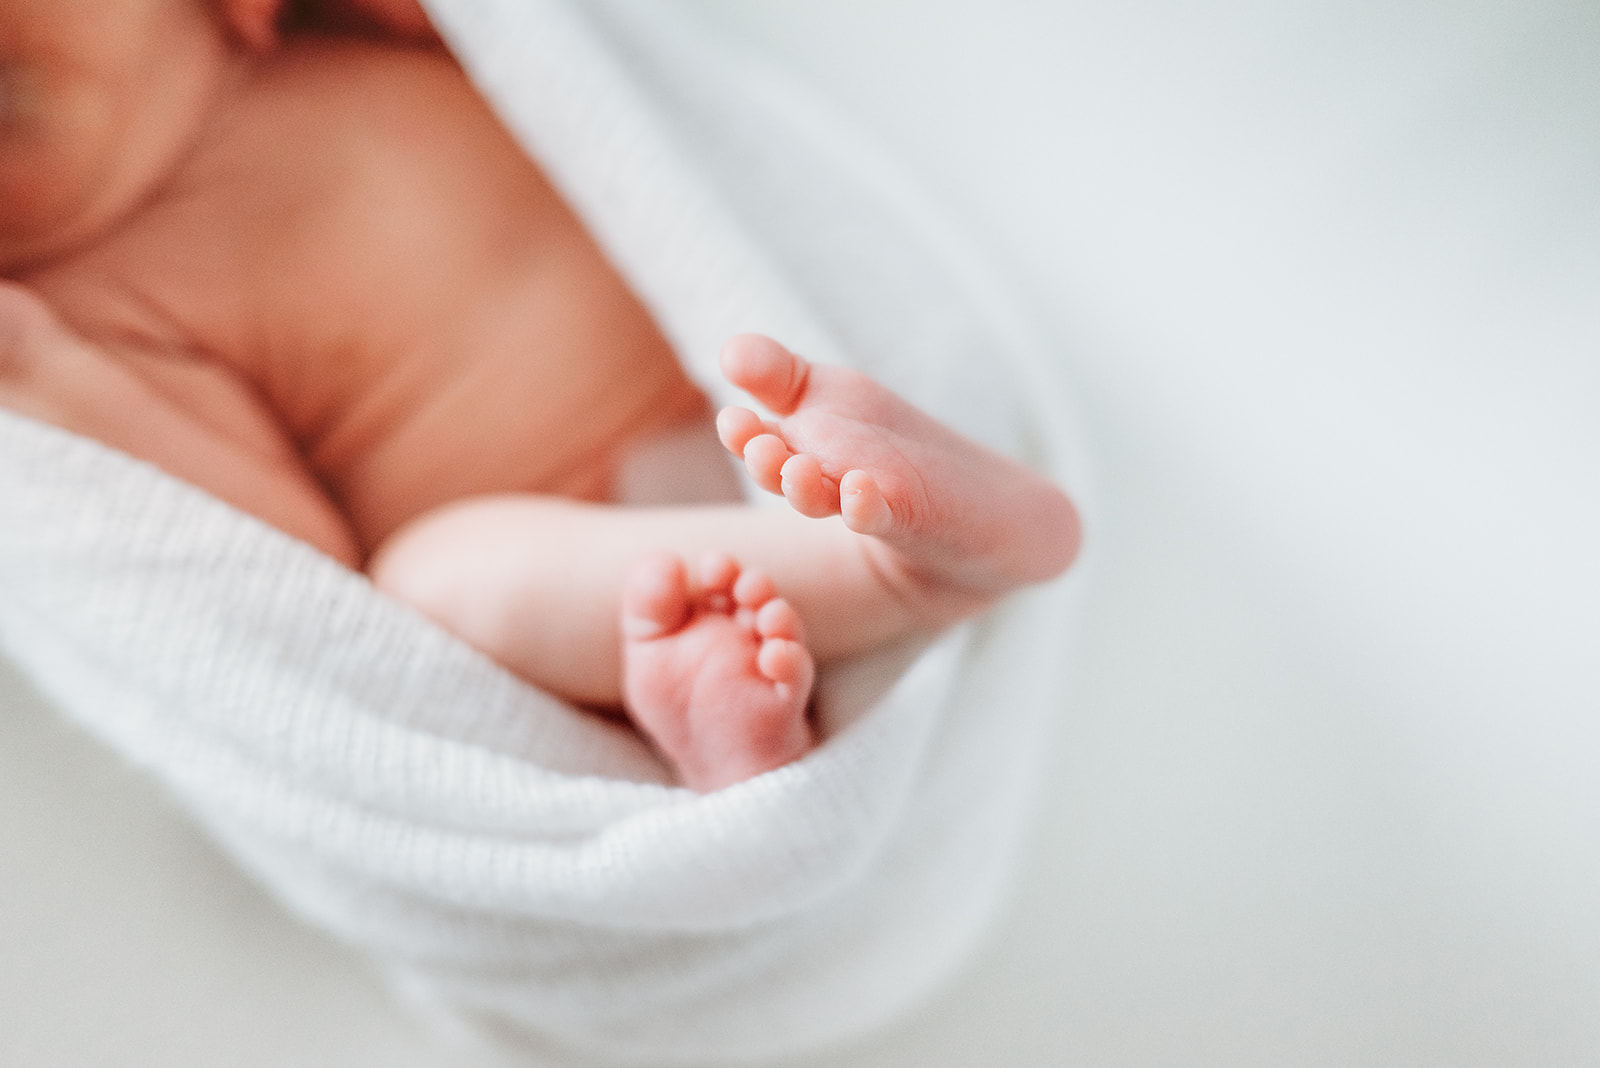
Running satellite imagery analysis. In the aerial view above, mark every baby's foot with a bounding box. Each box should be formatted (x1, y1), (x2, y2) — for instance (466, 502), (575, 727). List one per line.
(621, 551), (816, 791)
(716, 334), (1080, 615)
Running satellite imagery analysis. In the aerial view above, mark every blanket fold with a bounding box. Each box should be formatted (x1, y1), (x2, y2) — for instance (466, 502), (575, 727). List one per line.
(0, 1), (1090, 1061)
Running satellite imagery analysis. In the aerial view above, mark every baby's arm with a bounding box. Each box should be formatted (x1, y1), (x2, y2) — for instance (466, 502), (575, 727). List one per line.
(368, 496), (909, 709)
(0, 283), (361, 565)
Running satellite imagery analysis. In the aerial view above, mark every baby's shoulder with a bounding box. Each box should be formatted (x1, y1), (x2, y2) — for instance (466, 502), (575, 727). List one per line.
(218, 38), (555, 271)
(177, 37), (560, 324)
(232, 39), (496, 190)
(254, 38), (479, 140)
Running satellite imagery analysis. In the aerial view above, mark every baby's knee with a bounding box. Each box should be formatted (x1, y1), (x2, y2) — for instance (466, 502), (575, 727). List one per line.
(367, 521), (460, 615)
(366, 506), (505, 631)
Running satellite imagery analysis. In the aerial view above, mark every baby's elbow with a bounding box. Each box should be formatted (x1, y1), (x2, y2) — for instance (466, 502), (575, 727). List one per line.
(368, 526), (458, 617)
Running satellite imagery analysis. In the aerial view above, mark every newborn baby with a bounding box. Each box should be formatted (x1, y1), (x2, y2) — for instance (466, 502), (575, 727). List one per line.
(0, 0), (1079, 789)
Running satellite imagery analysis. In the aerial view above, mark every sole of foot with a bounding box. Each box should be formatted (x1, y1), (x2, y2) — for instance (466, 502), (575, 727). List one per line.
(715, 333), (1080, 608)
(620, 550), (816, 791)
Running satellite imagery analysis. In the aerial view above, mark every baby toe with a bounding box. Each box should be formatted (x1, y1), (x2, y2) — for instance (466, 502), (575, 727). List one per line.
(695, 552), (739, 612)
(732, 566), (777, 612)
(742, 433), (792, 495)
(838, 469), (895, 536)
(779, 453), (839, 519)
(621, 552), (691, 640)
(715, 405), (766, 456)
(754, 596), (803, 644)
(757, 637), (813, 689)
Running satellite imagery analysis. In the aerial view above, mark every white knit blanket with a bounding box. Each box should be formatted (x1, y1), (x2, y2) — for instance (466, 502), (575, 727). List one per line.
(0, 1), (1091, 1062)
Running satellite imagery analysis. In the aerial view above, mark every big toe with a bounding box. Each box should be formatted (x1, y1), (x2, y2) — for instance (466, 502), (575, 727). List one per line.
(719, 334), (811, 416)
(621, 552), (692, 640)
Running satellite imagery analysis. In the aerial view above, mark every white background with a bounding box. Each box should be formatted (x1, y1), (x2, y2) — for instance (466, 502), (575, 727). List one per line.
(3, 2), (1597, 1064)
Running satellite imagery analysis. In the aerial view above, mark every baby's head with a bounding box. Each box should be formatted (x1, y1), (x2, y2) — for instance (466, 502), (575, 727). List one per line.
(0, 0), (436, 274)
(0, 0), (283, 273)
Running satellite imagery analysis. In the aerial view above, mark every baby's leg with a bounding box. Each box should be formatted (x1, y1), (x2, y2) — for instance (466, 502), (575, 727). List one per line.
(372, 336), (1079, 707)
(369, 496), (913, 707)
(372, 335), (1079, 785)
(621, 552), (813, 791)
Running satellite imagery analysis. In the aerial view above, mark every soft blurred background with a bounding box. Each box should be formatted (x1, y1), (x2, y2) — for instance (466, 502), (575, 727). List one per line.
(3, 1), (1596, 1063)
